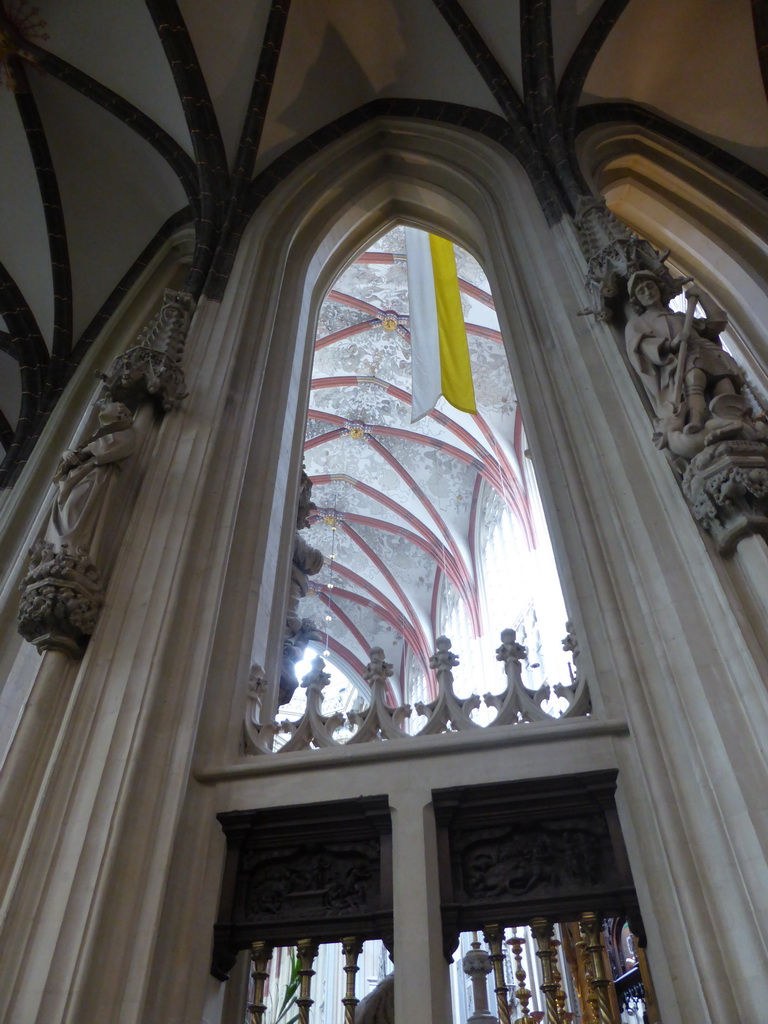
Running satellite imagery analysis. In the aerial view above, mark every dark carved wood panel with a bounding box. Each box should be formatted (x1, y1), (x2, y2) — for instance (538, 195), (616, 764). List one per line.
(211, 795), (392, 979)
(433, 771), (641, 957)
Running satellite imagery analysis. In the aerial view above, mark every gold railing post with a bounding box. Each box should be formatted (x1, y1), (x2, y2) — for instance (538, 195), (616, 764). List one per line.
(552, 943), (573, 1023)
(341, 936), (364, 1024)
(530, 918), (562, 1024)
(578, 913), (618, 1024)
(507, 930), (535, 1024)
(295, 938), (320, 1024)
(483, 924), (512, 1024)
(246, 941), (274, 1024)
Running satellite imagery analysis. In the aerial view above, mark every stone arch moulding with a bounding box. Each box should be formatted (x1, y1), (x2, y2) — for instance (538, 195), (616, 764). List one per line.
(199, 116), (604, 753)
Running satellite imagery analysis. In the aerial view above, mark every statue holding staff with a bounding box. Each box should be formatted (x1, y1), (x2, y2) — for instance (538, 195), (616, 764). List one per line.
(624, 271), (759, 459)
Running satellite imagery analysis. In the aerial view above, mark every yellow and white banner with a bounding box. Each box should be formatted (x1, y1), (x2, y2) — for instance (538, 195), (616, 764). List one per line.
(405, 228), (477, 422)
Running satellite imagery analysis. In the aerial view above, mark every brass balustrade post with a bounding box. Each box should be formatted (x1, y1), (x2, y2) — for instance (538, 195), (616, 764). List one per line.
(578, 913), (618, 1024)
(483, 925), (512, 1024)
(295, 938), (320, 1024)
(530, 918), (562, 1024)
(507, 931), (535, 1024)
(551, 944), (573, 1023)
(247, 941), (274, 1024)
(341, 936), (364, 1024)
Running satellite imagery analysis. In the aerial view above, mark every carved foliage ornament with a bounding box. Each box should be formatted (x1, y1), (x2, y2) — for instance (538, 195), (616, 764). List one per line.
(17, 540), (103, 657)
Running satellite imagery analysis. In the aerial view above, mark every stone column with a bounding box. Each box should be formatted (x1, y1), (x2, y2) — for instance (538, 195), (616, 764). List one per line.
(463, 937), (498, 1024)
(389, 791), (452, 1024)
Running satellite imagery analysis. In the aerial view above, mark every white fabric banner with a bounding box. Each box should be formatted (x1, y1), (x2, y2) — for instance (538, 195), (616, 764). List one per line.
(405, 227), (441, 422)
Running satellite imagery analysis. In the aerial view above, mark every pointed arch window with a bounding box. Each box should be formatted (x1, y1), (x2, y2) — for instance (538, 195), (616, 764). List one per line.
(288, 225), (574, 716)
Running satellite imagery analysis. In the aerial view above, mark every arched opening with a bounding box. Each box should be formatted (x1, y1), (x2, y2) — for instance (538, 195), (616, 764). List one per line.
(264, 223), (576, 739)
(219, 118), (592, 741)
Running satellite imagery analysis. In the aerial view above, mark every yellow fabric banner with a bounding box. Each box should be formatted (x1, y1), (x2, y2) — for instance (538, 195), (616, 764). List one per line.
(429, 234), (477, 415)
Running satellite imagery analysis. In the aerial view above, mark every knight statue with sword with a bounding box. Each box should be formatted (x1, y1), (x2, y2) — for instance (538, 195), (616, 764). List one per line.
(624, 271), (761, 461)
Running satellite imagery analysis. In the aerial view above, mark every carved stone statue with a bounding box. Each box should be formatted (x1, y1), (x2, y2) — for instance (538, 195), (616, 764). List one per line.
(355, 973), (394, 1023)
(625, 272), (763, 459)
(280, 469), (324, 705)
(18, 401), (136, 656)
(47, 401), (136, 557)
(624, 270), (768, 553)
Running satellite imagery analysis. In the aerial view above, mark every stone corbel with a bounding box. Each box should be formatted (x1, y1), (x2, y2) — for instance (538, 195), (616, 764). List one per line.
(682, 439), (768, 555)
(17, 541), (104, 657)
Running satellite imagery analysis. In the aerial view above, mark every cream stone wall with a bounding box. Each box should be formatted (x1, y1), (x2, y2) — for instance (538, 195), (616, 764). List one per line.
(1, 120), (768, 1023)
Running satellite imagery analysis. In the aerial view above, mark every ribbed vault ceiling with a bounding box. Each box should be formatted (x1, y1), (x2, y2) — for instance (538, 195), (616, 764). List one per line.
(301, 226), (530, 694)
(0, 0), (766, 484)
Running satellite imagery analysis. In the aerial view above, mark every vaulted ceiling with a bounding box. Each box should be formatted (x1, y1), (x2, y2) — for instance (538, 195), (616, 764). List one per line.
(1, 0), (766, 486)
(300, 226), (534, 693)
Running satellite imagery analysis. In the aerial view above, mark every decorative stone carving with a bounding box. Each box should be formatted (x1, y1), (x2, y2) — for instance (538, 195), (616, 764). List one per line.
(488, 627), (549, 723)
(553, 622), (592, 717)
(625, 275), (758, 456)
(18, 401), (135, 656)
(18, 541), (104, 657)
(97, 289), (192, 410)
(624, 271), (768, 552)
(682, 439), (768, 554)
(247, 629), (593, 755)
(281, 469), (324, 705)
(462, 940), (497, 1024)
(416, 635), (481, 732)
(348, 648), (411, 743)
(575, 197), (679, 322)
(279, 656), (346, 751)
(243, 664), (286, 754)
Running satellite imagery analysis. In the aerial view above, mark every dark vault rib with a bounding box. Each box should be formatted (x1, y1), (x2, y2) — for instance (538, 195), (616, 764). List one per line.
(146, 0), (230, 297)
(10, 55), (72, 396)
(207, 0), (293, 299)
(7, 35), (200, 216)
(558, 0), (632, 149)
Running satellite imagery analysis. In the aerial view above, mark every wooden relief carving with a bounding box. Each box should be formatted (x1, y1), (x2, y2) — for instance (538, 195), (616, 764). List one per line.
(240, 839), (380, 921)
(434, 771), (639, 958)
(211, 796), (392, 979)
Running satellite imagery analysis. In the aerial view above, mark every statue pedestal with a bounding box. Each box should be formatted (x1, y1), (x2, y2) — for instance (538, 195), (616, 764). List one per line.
(17, 542), (104, 657)
(682, 440), (768, 555)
